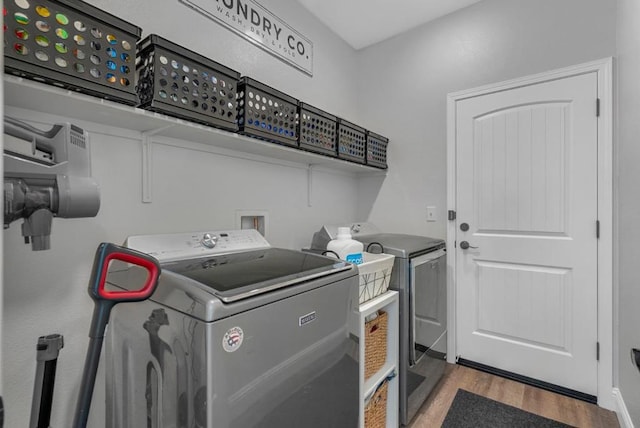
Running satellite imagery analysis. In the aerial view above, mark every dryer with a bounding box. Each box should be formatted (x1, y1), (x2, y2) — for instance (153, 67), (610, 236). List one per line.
(106, 229), (360, 428)
(310, 222), (447, 426)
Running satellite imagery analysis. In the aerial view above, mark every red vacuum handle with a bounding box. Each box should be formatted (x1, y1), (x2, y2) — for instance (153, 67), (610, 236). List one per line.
(88, 242), (160, 303)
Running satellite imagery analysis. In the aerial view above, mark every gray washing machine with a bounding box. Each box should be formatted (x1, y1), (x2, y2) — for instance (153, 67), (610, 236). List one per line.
(106, 229), (360, 428)
(310, 223), (447, 426)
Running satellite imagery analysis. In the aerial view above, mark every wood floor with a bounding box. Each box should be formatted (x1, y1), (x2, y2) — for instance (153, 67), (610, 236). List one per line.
(408, 364), (619, 428)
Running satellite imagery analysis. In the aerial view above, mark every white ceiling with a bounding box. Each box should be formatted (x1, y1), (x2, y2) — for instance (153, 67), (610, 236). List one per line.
(296, 0), (482, 50)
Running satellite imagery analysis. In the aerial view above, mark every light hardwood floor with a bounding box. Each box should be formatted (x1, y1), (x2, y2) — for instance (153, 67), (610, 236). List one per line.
(409, 364), (619, 428)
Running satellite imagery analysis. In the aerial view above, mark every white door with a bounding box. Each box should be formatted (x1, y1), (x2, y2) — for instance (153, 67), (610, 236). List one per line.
(455, 72), (598, 395)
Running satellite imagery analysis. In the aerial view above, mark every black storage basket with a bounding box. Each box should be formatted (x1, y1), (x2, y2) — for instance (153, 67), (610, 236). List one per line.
(337, 119), (366, 164)
(4, 0), (141, 105)
(237, 77), (298, 147)
(297, 103), (337, 157)
(366, 131), (389, 169)
(136, 35), (240, 131)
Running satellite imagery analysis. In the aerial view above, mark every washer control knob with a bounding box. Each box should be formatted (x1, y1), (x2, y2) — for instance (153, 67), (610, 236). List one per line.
(201, 233), (218, 249)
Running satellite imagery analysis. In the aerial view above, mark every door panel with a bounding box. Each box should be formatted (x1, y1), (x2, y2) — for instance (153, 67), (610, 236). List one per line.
(476, 261), (571, 351)
(476, 103), (569, 234)
(413, 250), (447, 354)
(456, 72), (598, 395)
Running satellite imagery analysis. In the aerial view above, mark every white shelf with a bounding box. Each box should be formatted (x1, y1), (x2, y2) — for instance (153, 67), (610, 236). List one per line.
(364, 363), (396, 399)
(358, 291), (399, 428)
(3, 75), (388, 176)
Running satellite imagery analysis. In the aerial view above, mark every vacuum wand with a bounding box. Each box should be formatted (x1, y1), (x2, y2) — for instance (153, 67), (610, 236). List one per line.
(29, 334), (64, 428)
(72, 243), (160, 428)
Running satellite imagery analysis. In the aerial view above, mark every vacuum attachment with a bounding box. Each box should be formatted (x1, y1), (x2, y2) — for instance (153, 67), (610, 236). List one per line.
(30, 334), (64, 428)
(3, 116), (100, 250)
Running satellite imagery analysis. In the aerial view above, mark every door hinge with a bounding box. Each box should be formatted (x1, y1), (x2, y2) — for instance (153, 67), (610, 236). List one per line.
(448, 210), (456, 221)
(597, 342), (600, 361)
(596, 98), (600, 117)
(596, 220), (600, 239)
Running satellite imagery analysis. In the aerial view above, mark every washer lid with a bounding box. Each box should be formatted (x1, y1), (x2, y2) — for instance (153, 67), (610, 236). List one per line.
(163, 248), (351, 303)
(356, 233), (444, 258)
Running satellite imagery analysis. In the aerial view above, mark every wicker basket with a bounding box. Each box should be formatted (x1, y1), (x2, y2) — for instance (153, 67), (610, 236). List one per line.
(364, 310), (388, 380)
(364, 380), (388, 428)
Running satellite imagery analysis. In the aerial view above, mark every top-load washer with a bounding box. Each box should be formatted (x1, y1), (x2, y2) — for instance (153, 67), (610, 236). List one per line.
(310, 222), (447, 426)
(106, 229), (360, 428)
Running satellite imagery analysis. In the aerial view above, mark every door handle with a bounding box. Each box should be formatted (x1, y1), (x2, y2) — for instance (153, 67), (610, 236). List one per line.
(459, 241), (479, 250)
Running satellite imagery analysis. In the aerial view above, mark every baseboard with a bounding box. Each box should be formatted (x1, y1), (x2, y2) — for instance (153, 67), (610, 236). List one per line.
(613, 388), (635, 428)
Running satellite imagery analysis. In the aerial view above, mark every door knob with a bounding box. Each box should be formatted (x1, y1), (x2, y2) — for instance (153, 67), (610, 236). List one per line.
(459, 241), (479, 250)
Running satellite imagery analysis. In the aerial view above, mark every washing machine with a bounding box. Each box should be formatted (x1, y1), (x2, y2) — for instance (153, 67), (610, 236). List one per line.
(105, 229), (360, 428)
(310, 222), (447, 426)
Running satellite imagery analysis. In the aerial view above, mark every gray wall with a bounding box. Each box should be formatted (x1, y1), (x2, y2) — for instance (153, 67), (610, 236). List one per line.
(616, 0), (640, 423)
(2, 1), (363, 426)
(355, 0), (616, 239)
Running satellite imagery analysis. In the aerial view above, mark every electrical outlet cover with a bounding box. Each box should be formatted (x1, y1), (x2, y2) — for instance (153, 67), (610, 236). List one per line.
(427, 206), (437, 222)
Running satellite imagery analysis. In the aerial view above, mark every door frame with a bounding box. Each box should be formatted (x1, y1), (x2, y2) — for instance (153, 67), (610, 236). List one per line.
(446, 58), (614, 409)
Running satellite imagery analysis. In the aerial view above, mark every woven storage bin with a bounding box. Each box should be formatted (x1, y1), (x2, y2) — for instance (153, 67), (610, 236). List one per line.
(5, 0), (141, 105)
(364, 310), (388, 380)
(237, 77), (299, 147)
(364, 380), (388, 428)
(366, 131), (389, 169)
(298, 103), (337, 156)
(337, 119), (366, 164)
(136, 35), (240, 131)
(359, 252), (395, 304)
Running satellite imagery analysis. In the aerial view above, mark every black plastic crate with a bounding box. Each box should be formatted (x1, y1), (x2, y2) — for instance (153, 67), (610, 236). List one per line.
(4, 0), (141, 105)
(297, 103), (337, 157)
(366, 131), (389, 169)
(237, 77), (298, 147)
(136, 35), (240, 131)
(337, 119), (366, 164)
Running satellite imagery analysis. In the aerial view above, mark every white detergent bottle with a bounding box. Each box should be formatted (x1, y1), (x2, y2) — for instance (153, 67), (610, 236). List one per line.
(327, 227), (364, 265)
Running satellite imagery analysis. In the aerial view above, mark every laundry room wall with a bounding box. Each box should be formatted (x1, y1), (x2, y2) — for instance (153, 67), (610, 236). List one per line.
(354, 0), (616, 239)
(2, 1), (366, 426)
(616, 0), (640, 424)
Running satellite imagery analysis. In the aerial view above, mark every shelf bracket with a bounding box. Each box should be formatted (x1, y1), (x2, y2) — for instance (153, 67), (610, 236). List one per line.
(307, 164), (314, 207)
(141, 125), (175, 203)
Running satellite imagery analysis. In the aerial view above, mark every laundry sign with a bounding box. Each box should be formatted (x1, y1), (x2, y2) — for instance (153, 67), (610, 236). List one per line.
(179, 0), (314, 76)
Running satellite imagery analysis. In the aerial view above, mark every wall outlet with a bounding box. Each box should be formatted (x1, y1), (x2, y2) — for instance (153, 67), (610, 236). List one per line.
(427, 206), (437, 222)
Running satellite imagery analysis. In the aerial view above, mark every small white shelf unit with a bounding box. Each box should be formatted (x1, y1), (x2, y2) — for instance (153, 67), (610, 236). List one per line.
(357, 290), (399, 428)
